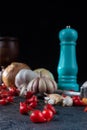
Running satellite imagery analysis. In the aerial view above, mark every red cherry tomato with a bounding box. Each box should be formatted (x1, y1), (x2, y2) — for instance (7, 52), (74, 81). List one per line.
(27, 105), (33, 111)
(72, 96), (80, 101)
(72, 96), (84, 106)
(0, 90), (9, 98)
(7, 96), (14, 102)
(9, 87), (19, 96)
(29, 101), (37, 108)
(42, 109), (54, 121)
(0, 98), (8, 105)
(73, 99), (84, 106)
(30, 110), (46, 123)
(26, 95), (38, 103)
(44, 104), (56, 114)
(25, 91), (34, 99)
(19, 102), (28, 114)
(1, 83), (7, 89)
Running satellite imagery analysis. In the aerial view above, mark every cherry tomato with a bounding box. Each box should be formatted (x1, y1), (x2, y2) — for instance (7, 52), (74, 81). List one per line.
(7, 96), (14, 102)
(72, 96), (84, 106)
(26, 95), (38, 103)
(9, 87), (19, 96)
(27, 105), (33, 111)
(25, 91), (34, 99)
(44, 104), (56, 114)
(42, 109), (54, 121)
(30, 110), (46, 123)
(0, 98), (8, 105)
(19, 102), (28, 114)
(72, 96), (80, 101)
(1, 83), (7, 89)
(29, 101), (37, 108)
(0, 90), (9, 98)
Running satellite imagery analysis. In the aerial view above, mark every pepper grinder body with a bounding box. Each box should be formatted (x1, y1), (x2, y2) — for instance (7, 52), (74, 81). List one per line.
(57, 26), (79, 91)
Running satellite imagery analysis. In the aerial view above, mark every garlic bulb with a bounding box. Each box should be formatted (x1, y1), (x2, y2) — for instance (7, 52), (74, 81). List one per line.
(2, 62), (30, 87)
(15, 69), (39, 89)
(63, 96), (73, 107)
(27, 76), (57, 94)
(34, 68), (54, 79)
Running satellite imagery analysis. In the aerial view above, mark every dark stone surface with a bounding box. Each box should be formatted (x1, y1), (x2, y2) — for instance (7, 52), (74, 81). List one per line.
(0, 97), (87, 130)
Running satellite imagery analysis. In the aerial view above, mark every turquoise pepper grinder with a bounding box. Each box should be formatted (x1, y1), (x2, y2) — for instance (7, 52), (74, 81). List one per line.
(57, 26), (79, 91)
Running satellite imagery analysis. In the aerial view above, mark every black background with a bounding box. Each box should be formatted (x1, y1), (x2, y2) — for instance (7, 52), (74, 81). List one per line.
(0, 1), (86, 85)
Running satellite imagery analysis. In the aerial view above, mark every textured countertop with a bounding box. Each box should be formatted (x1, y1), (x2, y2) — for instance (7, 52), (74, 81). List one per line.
(0, 97), (87, 130)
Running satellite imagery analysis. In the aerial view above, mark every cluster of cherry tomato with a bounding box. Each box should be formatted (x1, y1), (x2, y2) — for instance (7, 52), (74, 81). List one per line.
(0, 84), (57, 123)
(0, 83), (19, 105)
(19, 91), (56, 123)
(19, 92), (38, 115)
(1, 83), (87, 123)
(72, 95), (87, 112)
(72, 95), (85, 106)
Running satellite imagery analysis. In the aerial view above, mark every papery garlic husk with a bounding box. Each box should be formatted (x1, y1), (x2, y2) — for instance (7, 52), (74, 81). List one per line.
(44, 97), (55, 105)
(44, 93), (63, 105)
(48, 99), (55, 105)
(63, 96), (73, 107)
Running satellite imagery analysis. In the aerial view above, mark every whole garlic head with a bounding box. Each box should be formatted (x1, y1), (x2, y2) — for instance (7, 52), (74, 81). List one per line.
(27, 76), (57, 94)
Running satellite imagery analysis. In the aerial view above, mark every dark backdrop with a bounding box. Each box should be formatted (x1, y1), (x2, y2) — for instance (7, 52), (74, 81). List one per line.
(0, 1), (86, 85)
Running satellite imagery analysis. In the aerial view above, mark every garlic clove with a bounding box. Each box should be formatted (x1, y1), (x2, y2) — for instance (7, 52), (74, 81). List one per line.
(44, 97), (50, 100)
(44, 77), (55, 93)
(50, 79), (58, 92)
(17, 83), (27, 91)
(20, 86), (27, 96)
(63, 96), (73, 107)
(31, 78), (39, 93)
(39, 78), (47, 93)
(27, 78), (36, 92)
(47, 94), (63, 104)
(48, 99), (55, 105)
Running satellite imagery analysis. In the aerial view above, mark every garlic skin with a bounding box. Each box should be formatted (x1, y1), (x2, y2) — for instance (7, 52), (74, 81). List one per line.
(44, 97), (50, 101)
(48, 99), (55, 105)
(44, 97), (50, 104)
(44, 96), (55, 105)
(63, 96), (73, 107)
(44, 93), (63, 105)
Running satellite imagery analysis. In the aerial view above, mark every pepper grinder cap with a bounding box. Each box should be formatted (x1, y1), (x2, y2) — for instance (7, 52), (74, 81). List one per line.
(59, 26), (78, 42)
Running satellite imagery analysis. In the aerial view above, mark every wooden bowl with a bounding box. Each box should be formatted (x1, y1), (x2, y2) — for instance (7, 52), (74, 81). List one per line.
(0, 37), (19, 67)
